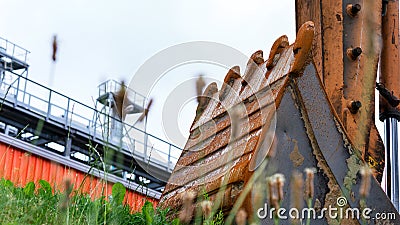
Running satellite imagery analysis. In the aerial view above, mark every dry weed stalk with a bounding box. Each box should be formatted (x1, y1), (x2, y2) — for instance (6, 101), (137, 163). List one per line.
(178, 191), (196, 224)
(291, 171), (304, 224)
(52, 35), (58, 62)
(196, 75), (206, 104)
(200, 200), (212, 219)
(304, 168), (316, 200)
(137, 98), (153, 123)
(359, 165), (372, 198)
(59, 179), (73, 210)
(274, 173), (285, 202)
(235, 209), (247, 225)
(113, 81), (127, 120)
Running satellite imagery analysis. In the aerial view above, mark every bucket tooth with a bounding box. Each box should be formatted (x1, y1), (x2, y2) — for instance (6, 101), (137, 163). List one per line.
(250, 50), (264, 65)
(290, 21), (315, 76)
(266, 35), (289, 70)
(219, 66), (241, 101)
(195, 82), (218, 120)
(243, 50), (265, 81)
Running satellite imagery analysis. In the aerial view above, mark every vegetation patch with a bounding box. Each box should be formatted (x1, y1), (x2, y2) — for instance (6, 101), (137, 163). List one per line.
(0, 178), (177, 225)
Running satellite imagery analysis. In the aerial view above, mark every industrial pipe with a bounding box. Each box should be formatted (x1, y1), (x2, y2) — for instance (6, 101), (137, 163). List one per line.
(380, 0), (400, 211)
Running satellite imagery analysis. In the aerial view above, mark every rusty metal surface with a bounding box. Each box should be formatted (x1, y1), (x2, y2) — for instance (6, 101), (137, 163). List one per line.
(296, 0), (345, 120)
(295, 0), (384, 181)
(295, 0), (324, 81)
(0, 141), (155, 211)
(321, 0), (345, 122)
(297, 63), (399, 224)
(256, 83), (330, 224)
(380, 0), (400, 115)
(342, 0), (383, 181)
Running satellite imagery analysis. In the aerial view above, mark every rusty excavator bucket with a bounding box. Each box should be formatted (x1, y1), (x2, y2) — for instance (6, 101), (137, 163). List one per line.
(160, 21), (399, 224)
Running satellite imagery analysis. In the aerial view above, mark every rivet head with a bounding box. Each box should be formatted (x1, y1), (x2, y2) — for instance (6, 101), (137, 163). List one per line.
(348, 100), (362, 114)
(346, 4), (361, 17)
(347, 47), (362, 60)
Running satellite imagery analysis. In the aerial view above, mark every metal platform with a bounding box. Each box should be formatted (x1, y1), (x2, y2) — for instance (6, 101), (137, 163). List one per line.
(0, 37), (29, 72)
(0, 68), (181, 196)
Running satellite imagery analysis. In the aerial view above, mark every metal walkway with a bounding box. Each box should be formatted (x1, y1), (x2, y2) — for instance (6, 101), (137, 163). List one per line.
(0, 37), (181, 196)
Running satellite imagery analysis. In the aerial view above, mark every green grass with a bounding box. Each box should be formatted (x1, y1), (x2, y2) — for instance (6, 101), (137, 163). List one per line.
(0, 178), (178, 225)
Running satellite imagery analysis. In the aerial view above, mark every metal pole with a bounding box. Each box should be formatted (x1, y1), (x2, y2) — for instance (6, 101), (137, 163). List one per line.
(144, 116), (148, 161)
(383, 119), (392, 197)
(14, 76), (20, 106)
(390, 118), (399, 210)
(65, 98), (70, 129)
(46, 90), (52, 121)
(168, 144), (171, 171)
(383, 118), (400, 211)
(65, 136), (72, 159)
(22, 71), (28, 103)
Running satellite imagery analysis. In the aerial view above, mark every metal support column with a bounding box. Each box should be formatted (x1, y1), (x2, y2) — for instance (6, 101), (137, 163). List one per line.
(383, 118), (400, 210)
(65, 136), (72, 159)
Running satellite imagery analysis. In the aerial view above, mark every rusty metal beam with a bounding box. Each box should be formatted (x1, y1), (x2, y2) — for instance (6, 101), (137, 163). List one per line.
(295, 0), (324, 81)
(295, 0), (344, 121)
(295, 0), (384, 181)
(380, 0), (400, 113)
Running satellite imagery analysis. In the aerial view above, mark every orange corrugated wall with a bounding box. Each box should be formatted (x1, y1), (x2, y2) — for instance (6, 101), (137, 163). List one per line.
(0, 142), (157, 211)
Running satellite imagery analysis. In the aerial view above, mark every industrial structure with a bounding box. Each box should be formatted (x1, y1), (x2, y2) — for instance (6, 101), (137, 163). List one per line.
(0, 36), (181, 204)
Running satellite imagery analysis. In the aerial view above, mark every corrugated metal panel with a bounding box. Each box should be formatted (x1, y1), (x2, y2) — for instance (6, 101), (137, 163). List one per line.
(0, 142), (157, 210)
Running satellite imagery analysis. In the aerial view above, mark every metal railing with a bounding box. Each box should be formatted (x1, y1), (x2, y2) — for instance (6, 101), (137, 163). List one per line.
(0, 71), (181, 172)
(0, 37), (30, 64)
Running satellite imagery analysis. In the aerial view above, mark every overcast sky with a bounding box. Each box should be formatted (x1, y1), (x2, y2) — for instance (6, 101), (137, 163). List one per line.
(2, 0), (296, 147)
